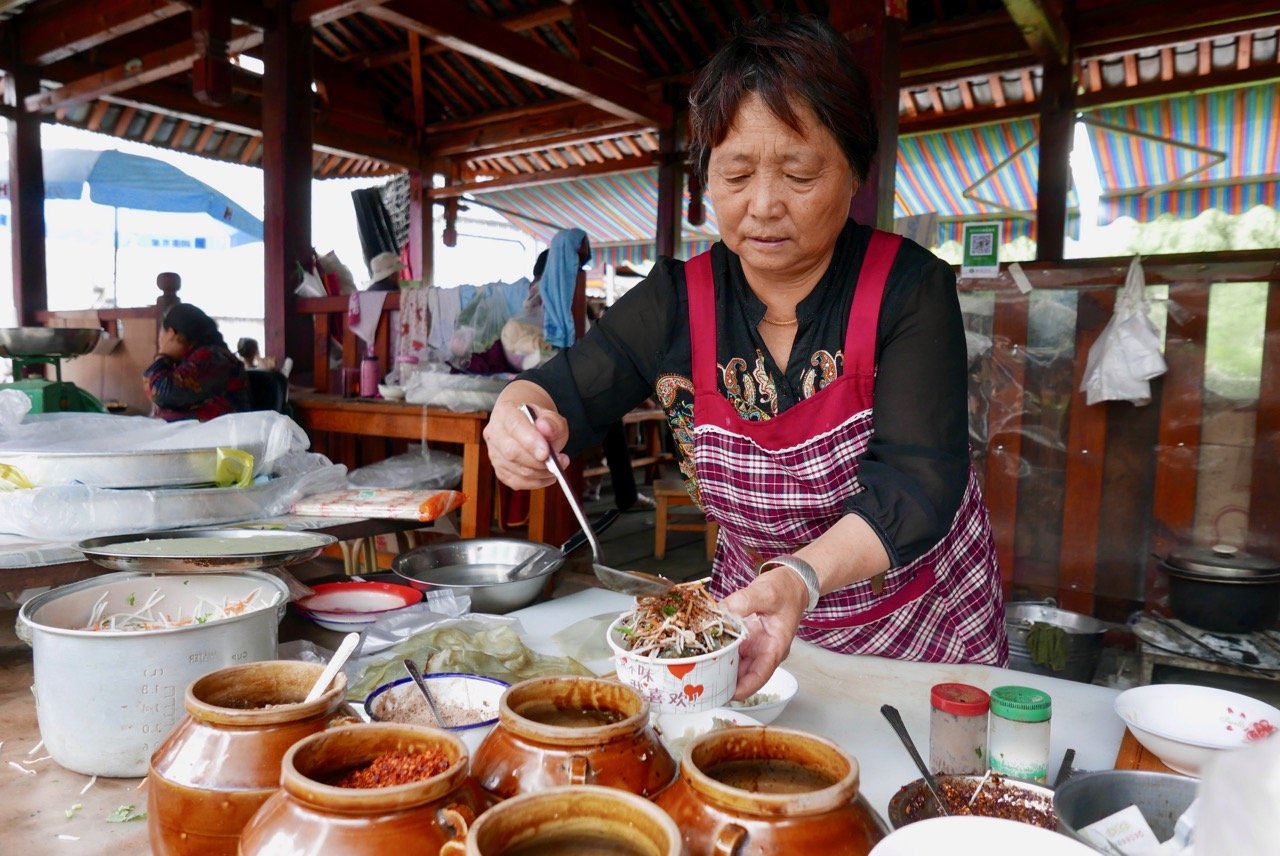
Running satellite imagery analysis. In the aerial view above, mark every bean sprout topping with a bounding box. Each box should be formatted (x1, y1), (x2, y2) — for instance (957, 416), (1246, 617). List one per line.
(83, 587), (278, 632)
(616, 581), (742, 658)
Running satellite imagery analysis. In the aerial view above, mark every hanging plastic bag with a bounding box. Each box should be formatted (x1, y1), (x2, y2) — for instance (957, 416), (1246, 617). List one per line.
(1080, 257), (1167, 406)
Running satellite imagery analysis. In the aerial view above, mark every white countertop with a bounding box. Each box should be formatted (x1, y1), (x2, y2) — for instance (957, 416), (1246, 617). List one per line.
(510, 588), (1126, 817)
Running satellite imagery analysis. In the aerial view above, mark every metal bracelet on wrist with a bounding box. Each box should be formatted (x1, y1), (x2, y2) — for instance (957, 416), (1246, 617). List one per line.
(758, 554), (821, 612)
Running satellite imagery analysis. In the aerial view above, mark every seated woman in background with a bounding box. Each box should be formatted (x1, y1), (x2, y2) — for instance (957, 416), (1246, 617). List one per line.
(144, 304), (250, 422)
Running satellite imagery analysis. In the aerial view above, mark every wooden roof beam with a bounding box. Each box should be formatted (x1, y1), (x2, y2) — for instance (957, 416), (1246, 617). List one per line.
(436, 153), (655, 198)
(460, 123), (646, 163)
(293, 0), (393, 26)
(15, 0), (186, 67)
(426, 100), (635, 157)
(361, 3), (572, 69)
(366, 0), (670, 125)
(25, 27), (264, 113)
(1001, 0), (1071, 66)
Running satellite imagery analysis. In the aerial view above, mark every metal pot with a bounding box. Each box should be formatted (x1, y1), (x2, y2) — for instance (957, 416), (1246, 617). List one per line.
(1159, 545), (1280, 633)
(18, 571), (288, 777)
(1005, 602), (1107, 683)
(392, 510), (619, 614)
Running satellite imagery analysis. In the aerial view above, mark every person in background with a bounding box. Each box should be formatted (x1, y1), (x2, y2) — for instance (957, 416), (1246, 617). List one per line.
(145, 304), (249, 422)
(366, 250), (402, 292)
(236, 337), (261, 367)
(483, 16), (1005, 700)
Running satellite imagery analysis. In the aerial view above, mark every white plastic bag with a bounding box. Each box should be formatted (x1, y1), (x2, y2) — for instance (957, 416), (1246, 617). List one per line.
(348, 446), (464, 491)
(1196, 732), (1280, 853)
(1080, 257), (1167, 406)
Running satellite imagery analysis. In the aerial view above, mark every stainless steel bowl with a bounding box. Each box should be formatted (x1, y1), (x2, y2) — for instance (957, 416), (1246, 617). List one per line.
(392, 537), (564, 613)
(1053, 770), (1197, 844)
(0, 327), (103, 358)
(888, 774), (1057, 828)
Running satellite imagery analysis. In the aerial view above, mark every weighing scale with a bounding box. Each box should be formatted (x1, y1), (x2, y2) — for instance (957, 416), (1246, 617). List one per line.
(0, 327), (107, 412)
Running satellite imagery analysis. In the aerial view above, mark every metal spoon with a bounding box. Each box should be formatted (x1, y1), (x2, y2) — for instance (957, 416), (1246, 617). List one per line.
(518, 404), (674, 597)
(880, 704), (951, 817)
(403, 658), (447, 728)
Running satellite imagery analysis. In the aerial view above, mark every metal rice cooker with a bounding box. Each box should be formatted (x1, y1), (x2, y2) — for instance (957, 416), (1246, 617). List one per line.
(1158, 545), (1280, 633)
(17, 571), (288, 777)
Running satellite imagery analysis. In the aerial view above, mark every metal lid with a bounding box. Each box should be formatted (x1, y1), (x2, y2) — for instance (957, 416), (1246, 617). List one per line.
(1164, 544), (1280, 580)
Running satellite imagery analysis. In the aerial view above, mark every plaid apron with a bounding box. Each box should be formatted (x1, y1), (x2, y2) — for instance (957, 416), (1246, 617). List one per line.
(687, 232), (1007, 663)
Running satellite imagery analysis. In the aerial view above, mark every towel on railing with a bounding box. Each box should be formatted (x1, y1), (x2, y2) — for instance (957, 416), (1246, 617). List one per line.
(542, 228), (591, 349)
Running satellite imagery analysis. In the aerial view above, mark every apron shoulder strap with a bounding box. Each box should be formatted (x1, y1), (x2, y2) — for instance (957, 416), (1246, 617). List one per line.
(843, 230), (904, 377)
(685, 250), (717, 394)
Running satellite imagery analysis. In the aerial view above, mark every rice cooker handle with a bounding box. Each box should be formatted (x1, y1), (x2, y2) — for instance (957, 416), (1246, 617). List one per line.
(713, 823), (748, 856)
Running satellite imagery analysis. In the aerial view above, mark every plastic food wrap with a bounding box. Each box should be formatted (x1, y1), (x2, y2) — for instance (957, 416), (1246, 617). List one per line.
(348, 447), (463, 491)
(0, 456), (346, 541)
(290, 487), (467, 521)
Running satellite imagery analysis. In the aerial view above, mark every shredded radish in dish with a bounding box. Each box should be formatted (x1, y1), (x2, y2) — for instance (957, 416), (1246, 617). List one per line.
(616, 581), (741, 658)
(83, 588), (278, 632)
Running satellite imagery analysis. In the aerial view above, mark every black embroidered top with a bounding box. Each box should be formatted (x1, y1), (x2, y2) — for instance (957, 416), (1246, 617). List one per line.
(521, 220), (970, 566)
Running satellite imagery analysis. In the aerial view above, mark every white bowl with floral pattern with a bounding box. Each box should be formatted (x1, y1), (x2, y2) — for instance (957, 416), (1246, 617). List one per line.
(1114, 683), (1280, 776)
(607, 612), (746, 714)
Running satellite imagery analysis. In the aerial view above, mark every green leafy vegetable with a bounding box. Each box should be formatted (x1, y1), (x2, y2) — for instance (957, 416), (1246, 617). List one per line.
(106, 804), (146, 823)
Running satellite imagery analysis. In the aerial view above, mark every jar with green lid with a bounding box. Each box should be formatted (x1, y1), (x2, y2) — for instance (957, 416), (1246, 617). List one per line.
(987, 685), (1051, 783)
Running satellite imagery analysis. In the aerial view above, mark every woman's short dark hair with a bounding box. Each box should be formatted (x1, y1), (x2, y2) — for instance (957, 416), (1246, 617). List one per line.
(163, 303), (224, 349)
(688, 15), (877, 184)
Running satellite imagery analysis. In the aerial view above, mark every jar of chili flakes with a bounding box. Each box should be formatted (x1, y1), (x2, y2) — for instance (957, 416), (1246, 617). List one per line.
(239, 723), (488, 855)
(928, 683), (990, 776)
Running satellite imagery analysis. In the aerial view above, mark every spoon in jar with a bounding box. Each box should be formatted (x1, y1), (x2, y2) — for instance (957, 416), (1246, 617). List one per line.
(403, 658), (447, 728)
(880, 704), (952, 817)
(303, 632), (360, 703)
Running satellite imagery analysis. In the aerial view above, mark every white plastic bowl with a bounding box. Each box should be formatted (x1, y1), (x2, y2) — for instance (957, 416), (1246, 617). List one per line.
(365, 672), (508, 754)
(725, 666), (798, 725)
(607, 612), (745, 714)
(652, 707), (762, 757)
(294, 580), (422, 632)
(377, 384), (406, 400)
(870, 816), (1095, 855)
(1114, 684), (1280, 776)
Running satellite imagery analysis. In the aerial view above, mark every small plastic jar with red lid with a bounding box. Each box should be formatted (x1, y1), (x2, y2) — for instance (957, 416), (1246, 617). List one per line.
(929, 682), (990, 775)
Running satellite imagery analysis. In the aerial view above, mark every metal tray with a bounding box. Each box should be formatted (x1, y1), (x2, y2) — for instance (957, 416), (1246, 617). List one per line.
(77, 528), (337, 573)
(0, 327), (103, 358)
(0, 447), (230, 489)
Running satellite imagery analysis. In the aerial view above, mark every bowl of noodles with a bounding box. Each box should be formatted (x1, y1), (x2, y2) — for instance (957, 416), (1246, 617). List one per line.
(607, 582), (746, 714)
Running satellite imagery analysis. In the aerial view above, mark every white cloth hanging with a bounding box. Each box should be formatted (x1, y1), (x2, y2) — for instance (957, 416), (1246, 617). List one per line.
(1080, 256), (1168, 406)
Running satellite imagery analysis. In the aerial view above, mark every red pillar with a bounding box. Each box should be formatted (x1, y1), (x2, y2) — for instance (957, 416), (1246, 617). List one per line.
(262, 1), (314, 379)
(5, 31), (47, 326)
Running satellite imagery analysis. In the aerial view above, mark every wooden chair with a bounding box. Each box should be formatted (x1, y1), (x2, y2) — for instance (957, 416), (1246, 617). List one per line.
(653, 478), (718, 561)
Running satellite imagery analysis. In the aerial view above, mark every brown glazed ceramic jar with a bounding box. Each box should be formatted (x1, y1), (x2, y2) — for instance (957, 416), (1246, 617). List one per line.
(238, 723), (486, 855)
(148, 660), (348, 856)
(440, 785), (682, 856)
(470, 675), (676, 800)
(654, 726), (890, 855)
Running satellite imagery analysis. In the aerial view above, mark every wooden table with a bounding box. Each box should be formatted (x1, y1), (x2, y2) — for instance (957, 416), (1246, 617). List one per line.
(291, 394), (575, 544)
(1112, 728), (1177, 773)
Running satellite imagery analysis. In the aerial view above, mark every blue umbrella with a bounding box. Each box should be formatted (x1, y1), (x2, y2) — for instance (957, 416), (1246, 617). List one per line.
(35, 148), (263, 243)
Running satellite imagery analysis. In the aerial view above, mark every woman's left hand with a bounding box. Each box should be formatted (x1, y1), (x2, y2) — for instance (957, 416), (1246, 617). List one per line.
(720, 568), (809, 700)
(157, 328), (185, 360)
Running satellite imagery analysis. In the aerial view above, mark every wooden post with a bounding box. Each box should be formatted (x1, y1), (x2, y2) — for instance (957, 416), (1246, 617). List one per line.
(408, 169), (434, 284)
(5, 33), (47, 326)
(1035, 53), (1076, 261)
(834, 1), (905, 231)
(655, 97), (683, 258)
(262, 0), (314, 381)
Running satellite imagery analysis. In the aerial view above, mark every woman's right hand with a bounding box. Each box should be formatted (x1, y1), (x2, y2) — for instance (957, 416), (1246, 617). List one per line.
(484, 381), (571, 490)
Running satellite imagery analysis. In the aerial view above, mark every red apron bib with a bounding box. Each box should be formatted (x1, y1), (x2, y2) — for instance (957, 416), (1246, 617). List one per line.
(686, 232), (1006, 663)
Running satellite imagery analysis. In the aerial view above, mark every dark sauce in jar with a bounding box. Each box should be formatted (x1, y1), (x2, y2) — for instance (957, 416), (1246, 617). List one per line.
(704, 759), (837, 794)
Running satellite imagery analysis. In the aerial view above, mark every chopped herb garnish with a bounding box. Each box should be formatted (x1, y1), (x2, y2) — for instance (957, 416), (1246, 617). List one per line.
(126, 594), (136, 607)
(64, 803), (82, 819)
(106, 804), (146, 823)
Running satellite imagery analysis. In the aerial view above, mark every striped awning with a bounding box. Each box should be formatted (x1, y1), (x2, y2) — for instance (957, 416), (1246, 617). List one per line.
(469, 168), (719, 268)
(1088, 83), (1279, 222)
(475, 82), (1277, 255)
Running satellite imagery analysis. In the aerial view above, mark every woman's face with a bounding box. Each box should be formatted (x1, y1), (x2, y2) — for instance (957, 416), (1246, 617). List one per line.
(706, 93), (857, 289)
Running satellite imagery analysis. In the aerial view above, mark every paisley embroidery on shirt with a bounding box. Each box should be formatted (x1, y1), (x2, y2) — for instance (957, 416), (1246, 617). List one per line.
(656, 373), (700, 501)
(801, 349), (842, 399)
(722, 352), (776, 420)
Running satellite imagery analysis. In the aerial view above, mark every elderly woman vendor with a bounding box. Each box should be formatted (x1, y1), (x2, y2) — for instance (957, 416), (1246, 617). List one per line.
(483, 16), (1007, 697)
